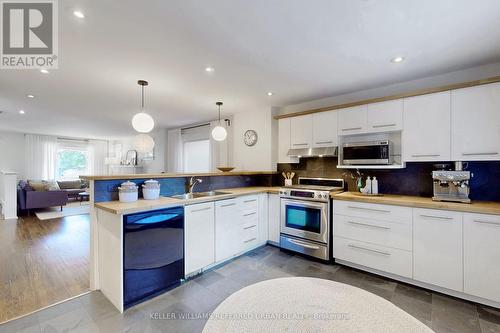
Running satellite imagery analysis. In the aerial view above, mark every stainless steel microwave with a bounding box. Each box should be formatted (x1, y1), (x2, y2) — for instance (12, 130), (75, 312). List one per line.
(342, 140), (392, 165)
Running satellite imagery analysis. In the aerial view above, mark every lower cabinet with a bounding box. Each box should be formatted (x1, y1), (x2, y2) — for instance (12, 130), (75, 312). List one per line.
(268, 193), (280, 244)
(185, 202), (215, 275)
(464, 213), (500, 302)
(413, 208), (463, 291)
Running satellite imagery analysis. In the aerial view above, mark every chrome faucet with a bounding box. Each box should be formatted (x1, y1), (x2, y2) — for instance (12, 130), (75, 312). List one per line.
(188, 177), (202, 194)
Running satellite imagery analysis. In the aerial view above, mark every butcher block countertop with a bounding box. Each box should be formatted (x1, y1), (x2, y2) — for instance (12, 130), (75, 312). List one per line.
(332, 192), (500, 215)
(95, 187), (280, 215)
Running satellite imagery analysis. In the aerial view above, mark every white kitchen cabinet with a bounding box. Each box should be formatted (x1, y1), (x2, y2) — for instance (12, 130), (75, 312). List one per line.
(403, 91), (451, 161)
(312, 111), (338, 148)
(215, 198), (239, 262)
(367, 99), (403, 133)
(413, 208), (463, 291)
(258, 194), (269, 244)
(278, 118), (298, 164)
(185, 202), (215, 275)
(290, 115), (313, 149)
(451, 82), (500, 161)
(268, 193), (280, 245)
(464, 213), (500, 302)
(338, 105), (367, 135)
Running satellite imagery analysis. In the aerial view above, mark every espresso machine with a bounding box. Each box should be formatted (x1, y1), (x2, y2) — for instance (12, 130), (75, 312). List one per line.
(432, 162), (471, 203)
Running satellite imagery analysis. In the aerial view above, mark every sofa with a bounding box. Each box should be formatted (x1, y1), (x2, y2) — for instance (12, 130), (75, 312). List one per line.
(17, 181), (68, 212)
(57, 180), (89, 200)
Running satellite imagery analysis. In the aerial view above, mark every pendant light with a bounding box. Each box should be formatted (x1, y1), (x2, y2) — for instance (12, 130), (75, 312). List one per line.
(133, 133), (155, 153)
(211, 101), (227, 141)
(132, 80), (155, 133)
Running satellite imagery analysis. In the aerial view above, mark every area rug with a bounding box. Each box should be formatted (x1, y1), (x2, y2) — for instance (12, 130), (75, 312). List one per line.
(35, 202), (90, 220)
(203, 277), (433, 333)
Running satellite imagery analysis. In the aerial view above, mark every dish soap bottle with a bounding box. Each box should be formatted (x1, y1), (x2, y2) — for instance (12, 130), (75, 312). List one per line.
(372, 177), (378, 195)
(365, 176), (372, 194)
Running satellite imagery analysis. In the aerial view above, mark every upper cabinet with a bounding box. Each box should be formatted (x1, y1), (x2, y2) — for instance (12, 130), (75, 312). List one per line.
(278, 118), (299, 164)
(312, 111), (338, 148)
(338, 105), (367, 135)
(290, 114), (313, 148)
(403, 91), (451, 161)
(451, 83), (500, 161)
(367, 99), (403, 132)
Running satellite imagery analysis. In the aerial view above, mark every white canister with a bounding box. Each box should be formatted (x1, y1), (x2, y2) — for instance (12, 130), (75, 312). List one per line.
(143, 187), (160, 200)
(119, 191), (138, 203)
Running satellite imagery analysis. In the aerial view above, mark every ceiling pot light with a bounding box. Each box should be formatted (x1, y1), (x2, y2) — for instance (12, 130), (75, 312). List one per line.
(19, 110), (25, 114)
(131, 80), (155, 133)
(133, 134), (155, 153)
(267, 92), (273, 96)
(211, 102), (227, 141)
(40, 69), (49, 74)
(391, 56), (404, 63)
(205, 66), (214, 73)
(73, 10), (85, 18)
(26, 94), (35, 98)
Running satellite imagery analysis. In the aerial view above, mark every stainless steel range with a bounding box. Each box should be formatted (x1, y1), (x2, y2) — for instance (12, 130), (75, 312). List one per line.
(279, 177), (344, 260)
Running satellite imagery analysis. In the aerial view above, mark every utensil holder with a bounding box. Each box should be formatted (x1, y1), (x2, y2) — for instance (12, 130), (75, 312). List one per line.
(284, 179), (292, 186)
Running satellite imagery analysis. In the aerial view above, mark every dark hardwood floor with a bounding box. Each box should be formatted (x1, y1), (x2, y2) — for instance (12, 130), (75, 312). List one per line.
(0, 213), (90, 323)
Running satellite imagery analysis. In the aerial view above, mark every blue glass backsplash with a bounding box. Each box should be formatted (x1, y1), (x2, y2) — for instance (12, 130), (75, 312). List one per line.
(94, 174), (275, 203)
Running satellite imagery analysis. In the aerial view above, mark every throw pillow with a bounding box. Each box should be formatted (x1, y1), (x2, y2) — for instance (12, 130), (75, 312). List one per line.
(44, 180), (60, 191)
(28, 180), (47, 192)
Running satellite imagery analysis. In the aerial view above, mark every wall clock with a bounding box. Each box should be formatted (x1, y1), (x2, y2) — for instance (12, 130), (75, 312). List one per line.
(244, 129), (258, 146)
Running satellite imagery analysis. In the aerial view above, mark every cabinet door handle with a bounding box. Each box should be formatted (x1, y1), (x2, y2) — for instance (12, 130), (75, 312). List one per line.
(191, 207), (212, 213)
(342, 127), (362, 131)
(348, 221), (390, 230)
(244, 199), (257, 203)
(473, 219), (500, 226)
(244, 237), (257, 243)
(372, 123), (396, 128)
(315, 141), (333, 144)
(243, 212), (257, 217)
(289, 238), (320, 250)
(292, 143), (309, 146)
(347, 205), (390, 213)
(348, 244), (391, 256)
(420, 214), (453, 220)
(220, 202), (236, 207)
(411, 154), (440, 157)
(462, 152), (498, 156)
(243, 225), (256, 230)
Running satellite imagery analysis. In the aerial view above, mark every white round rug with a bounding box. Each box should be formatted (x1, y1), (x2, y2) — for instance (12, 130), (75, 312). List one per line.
(203, 277), (433, 333)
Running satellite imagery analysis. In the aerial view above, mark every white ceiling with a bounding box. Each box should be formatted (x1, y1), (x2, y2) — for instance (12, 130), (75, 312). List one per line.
(1, 0), (500, 139)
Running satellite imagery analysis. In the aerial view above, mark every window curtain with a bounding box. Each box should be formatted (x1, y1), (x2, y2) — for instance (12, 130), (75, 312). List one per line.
(167, 129), (183, 172)
(25, 134), (57, 180)
(88, 140), (109, 175)
(209, 118), (232, 171)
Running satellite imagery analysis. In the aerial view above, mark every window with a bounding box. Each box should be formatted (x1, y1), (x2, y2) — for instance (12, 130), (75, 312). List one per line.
(183, 140), (210, 173)
(57, 148), (90, 180)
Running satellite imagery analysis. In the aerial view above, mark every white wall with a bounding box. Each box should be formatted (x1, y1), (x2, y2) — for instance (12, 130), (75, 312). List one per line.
(232, 108), (276, 171)
(0, 131), (25, 179)
(279, 62), (500, 115)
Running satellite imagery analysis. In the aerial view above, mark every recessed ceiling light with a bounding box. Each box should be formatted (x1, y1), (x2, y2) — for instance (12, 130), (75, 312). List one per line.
(205, 66), (214, 73)
(391, 56), (405, 63)
(40, 69), (49, 74)
(267, 92), (273, 96)
(73, 10), (85, 18)
(19, 110), (25, 114)
(26, 94), (35, 98)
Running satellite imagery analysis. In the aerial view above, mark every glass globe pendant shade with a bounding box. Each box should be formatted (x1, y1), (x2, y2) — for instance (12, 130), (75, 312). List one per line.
(133, 134), (155, 153)
(132, 112), (155, 133)
(211, 125), (227, 141)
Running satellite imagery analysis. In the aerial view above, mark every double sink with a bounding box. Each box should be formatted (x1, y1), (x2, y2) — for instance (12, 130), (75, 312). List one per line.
(170, 191), (231, 200)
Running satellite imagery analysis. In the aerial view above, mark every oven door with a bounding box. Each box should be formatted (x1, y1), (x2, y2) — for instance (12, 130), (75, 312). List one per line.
(280, 198), (329, 244)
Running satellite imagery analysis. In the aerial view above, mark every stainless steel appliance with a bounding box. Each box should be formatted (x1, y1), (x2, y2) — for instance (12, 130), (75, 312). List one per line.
(279, 177), (344, 260)
(342, 140), (392, 165)
(432, 170), (471, 203)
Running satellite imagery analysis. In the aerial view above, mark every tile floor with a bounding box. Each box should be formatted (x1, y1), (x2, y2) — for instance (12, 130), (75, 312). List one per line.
(1, 245), (499, 333)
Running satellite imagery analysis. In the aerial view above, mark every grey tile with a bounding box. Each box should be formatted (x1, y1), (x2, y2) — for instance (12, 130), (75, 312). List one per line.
(181, 285), (223, 313)
(191, 270), (225, 288)
(200, 276), (245, 299)
(225, 267), (269, 287)
(330, 266), (367, 288)
(480, 319), (500, 333)
(431, 302), (481, 333)
(394, 283), (432, 304)
(80, 292), (118, 322)
(391, 293), (432, 323)
(134, 293), (178, 317)
(148, 301), (202, 333)
(36, 297), (84, 323)
(39, 306), (92, 333)
(432, 294), (477, 316)
(0, 315), (41, 333)
(478, 304), (500, 325)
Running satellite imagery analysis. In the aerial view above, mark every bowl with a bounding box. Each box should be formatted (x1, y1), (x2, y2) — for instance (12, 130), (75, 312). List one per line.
(217, 167), (235, 172)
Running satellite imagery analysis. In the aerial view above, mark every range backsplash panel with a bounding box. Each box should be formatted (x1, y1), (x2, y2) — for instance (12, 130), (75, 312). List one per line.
(277, 158), (500, 202)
